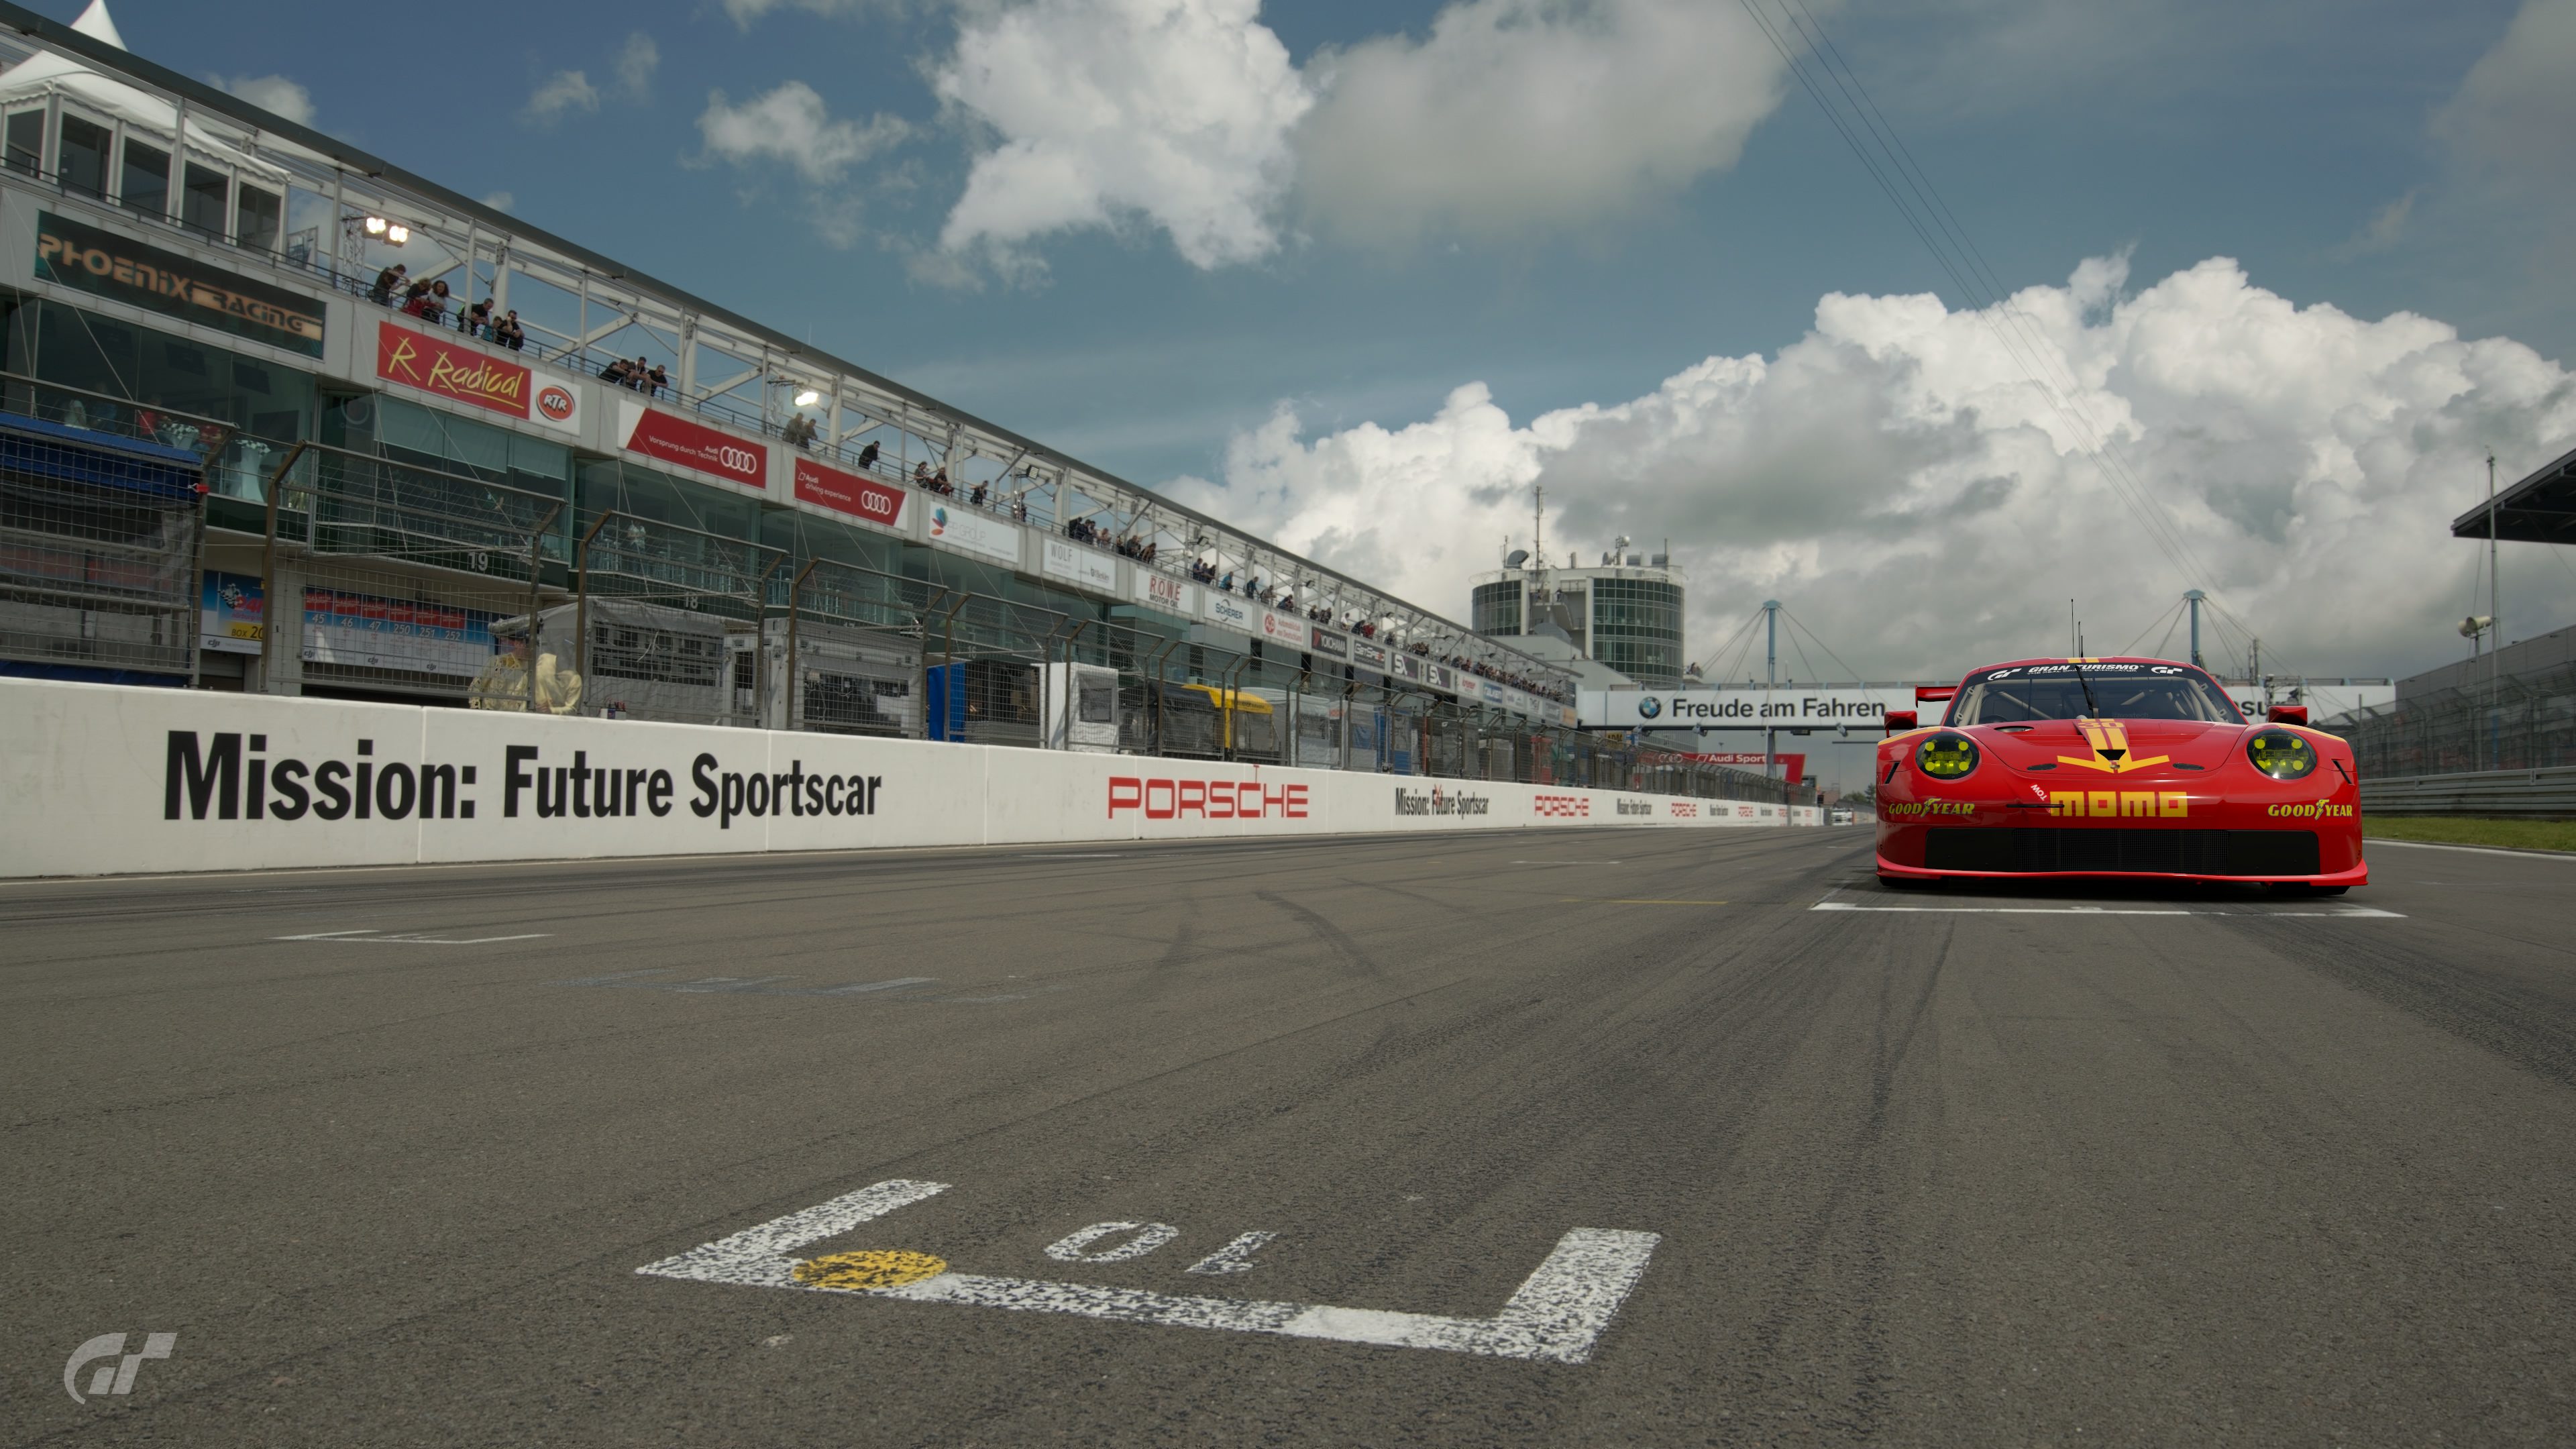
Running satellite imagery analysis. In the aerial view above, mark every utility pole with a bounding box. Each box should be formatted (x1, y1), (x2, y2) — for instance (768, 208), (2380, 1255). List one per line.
(2184, 589), (2204, 669)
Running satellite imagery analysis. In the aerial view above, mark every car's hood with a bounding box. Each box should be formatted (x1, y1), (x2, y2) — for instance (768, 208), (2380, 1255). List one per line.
(1961, 718), (2246, 773)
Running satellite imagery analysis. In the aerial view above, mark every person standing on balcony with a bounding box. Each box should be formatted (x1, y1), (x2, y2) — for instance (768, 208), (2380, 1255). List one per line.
(856, 439), (880, 470)
(370, 264), (407, 305)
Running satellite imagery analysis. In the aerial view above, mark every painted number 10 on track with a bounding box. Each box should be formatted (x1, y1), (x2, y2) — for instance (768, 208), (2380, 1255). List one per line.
(637, 1180), (1661, 1364)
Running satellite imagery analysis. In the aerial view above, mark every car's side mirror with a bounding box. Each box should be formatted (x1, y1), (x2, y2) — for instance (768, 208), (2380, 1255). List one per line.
(1884, 710), (1917, 734)
(2266, 704), (2308, 725)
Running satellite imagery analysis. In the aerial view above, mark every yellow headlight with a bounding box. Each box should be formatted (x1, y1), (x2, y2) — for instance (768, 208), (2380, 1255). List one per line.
(1917, 734), (1979, 780)
(2247, 729), (2318, 781)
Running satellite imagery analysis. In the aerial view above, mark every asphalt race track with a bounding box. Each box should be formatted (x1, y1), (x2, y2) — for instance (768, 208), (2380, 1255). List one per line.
(6, 827), (2574, 1446)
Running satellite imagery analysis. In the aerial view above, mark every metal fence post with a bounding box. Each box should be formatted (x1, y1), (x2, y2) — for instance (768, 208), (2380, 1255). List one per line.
(574, 512), (614, 694)
(253, 441), (308, 695)
(784, 559), (816, 733)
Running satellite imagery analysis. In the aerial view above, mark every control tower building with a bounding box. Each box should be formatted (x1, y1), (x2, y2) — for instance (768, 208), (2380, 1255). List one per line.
(1471, 546), (1687, 690)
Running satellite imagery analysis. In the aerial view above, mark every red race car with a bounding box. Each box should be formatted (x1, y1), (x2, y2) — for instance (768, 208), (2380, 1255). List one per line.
(1874, 656), (2365, 893)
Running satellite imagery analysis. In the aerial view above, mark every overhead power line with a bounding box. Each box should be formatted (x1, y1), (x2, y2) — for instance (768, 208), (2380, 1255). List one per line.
(1737, 0), (2273, 665)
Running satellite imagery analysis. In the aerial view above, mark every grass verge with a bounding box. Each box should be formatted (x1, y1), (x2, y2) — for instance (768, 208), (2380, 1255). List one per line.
(2365, 816), (2576, 853)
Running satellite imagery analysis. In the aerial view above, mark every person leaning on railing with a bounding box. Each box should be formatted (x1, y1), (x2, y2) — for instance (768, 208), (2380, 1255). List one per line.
(370, 263), (407, 305)
(782, 413), (816, 449)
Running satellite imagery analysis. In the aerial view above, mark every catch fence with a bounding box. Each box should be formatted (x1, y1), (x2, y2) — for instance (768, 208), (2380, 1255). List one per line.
(197, 437), (1796, 805)
(2339, 660), (2576, 777)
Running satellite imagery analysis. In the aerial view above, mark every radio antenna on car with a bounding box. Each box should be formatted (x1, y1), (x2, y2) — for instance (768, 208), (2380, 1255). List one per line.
(2074, 625), (2102, 719)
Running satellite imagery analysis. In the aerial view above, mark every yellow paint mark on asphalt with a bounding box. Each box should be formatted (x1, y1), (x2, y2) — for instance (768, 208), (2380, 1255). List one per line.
(1559, 898), (1732, 906)
(794, 1250), (950, 1290)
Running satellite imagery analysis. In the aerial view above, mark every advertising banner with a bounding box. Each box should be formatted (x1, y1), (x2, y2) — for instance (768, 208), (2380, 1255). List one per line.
(1353, 639), (1389, 673)
(1308, 625), (1350, 660)
(0, 678), (1809, 878)
(200, 571), (265, 655)
(1583, 686), (1907, 730)
(793, 456), (907, 531)
(1257, 610), (1307, 651)
(36, 211), (325, 357)
(1042, 537), (1118, 594)
(1204, 592), (1258, 633)
(375, 320), (581, 434)
(618, 401), (767, 489)
(299, 586), (500, 678)
(1132, 571), (1196, 618)
(926, 504), (1021, 566)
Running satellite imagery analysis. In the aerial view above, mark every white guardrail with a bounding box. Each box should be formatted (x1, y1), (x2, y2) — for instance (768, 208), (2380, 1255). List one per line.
(0, 680), (1817, 879)
(2361, 767), (2576, 819)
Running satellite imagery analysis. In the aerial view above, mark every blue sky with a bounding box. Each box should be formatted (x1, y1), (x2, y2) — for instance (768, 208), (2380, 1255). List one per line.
(77, 0), (2576, 686)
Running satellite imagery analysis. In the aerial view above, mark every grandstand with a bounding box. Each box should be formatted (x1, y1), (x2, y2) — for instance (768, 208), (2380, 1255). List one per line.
(0, 0), (1791, 805)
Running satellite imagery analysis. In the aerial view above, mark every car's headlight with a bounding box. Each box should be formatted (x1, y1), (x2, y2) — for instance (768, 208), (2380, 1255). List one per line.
(1917, 733), (1978, 780)
(2247, 728), (2318, 781)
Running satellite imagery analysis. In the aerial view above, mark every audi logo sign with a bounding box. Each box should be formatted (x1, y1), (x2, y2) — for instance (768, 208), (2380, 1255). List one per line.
(621, 404), (769, 489)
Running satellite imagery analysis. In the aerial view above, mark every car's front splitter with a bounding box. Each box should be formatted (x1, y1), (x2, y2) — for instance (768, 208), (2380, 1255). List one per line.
(1872, 854), (2370, 888)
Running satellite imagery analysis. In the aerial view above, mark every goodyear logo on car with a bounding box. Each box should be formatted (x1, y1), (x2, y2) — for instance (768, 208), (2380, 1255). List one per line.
(2266, 800), (2355, 818)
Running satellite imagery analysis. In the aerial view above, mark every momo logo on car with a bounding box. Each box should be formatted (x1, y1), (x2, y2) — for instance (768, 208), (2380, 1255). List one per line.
(1109, 776), (1308, 820)
(2048, 790), (2190, 818)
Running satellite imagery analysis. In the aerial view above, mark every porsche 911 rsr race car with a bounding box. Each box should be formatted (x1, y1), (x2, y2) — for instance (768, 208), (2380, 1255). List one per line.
(1874, 657), (2365, 892)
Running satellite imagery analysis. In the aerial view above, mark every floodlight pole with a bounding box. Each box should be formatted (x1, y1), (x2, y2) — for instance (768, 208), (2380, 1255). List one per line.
(2184, 588), (2204, 669)
(2489, 449), (2502, 766)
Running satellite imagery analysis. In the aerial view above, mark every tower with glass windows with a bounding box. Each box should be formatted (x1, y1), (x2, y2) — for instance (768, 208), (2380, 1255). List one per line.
(1470, 549), (1686, 689)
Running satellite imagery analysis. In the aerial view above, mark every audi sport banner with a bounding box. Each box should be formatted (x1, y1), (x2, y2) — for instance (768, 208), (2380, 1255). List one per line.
(619, 401), (767, 488)
(793, 455), (906, 531)
(376, 321), (582, 435)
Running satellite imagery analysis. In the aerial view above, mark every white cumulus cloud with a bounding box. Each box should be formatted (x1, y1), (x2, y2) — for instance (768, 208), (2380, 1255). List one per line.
(2433, 0), (2576, 189)
(614, 32), (660, 99)
(1171, 254), (2576, 682)
(931, 0), (1314, 272)
(697, 80), (910, 184)
(1293, 0), (1800, 246)
(207, 73), (314, 126)
(524, 70), (600, 123)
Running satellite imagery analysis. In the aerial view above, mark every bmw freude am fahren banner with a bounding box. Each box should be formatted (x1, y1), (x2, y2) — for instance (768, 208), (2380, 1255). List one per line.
(1581, 688), (1905, 731)
(1579, 680), (2394, 731)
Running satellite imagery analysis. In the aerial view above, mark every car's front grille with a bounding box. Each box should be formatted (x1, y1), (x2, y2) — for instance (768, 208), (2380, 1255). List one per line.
(1923, 828), (2320, 876)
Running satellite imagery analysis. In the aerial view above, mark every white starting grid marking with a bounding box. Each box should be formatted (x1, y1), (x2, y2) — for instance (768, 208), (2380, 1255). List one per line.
(272, 928), (555, 944)
(635, 1180), (1660, 1364)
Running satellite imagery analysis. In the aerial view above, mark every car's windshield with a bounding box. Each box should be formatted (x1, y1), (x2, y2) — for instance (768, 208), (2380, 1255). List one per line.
(1946, 663), (2239, 724)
